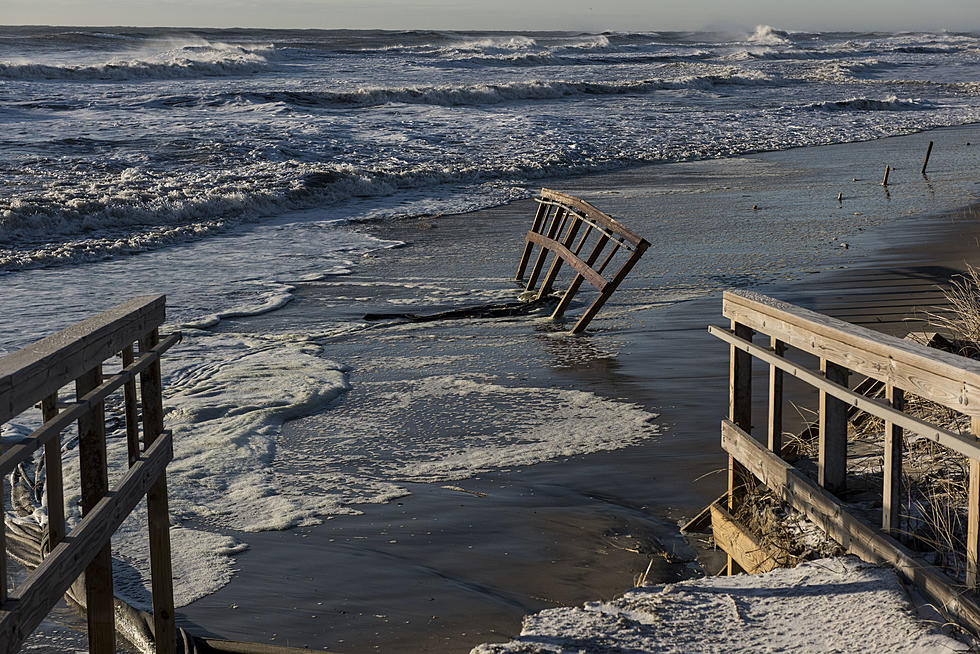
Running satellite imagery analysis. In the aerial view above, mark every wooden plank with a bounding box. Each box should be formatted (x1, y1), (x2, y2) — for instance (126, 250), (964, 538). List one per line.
(970, 416), (980, 589)
(882, 385), (904, 534)
(514, 200), (548, 280)
(122, 345), (141, 466)
(721, 419), (980, 635)
(768, 338), (784, 453)
(722, 289), (980, 416)
(818, 359), (848, 494)
(708, 325), (980, 462)
(0, 434), (172, 654)
(140, 330), (177, 654)
(540, 188), (646, 246)
(76, 365), (114, 654)
(40, 395), (65, 549)
(526, 231), (608, 292)
(0, 333), (180, 477)
(0, 295), (166, 425)
(710, 502), (781, 574)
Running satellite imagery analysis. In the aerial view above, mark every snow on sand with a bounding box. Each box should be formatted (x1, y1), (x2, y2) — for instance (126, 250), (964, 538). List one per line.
(472, 557), (968, 653)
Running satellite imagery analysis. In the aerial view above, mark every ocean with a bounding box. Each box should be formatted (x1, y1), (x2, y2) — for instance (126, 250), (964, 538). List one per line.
(3, 24), (980, 649)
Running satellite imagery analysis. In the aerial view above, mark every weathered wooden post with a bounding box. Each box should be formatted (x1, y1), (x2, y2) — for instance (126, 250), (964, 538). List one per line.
(922, 141), (934, 175)
(768, 337), (784, 454)
(818, 359), (848, 494)
(969, 416), (980, 589)
(141, 329), (177, 654)
(882, 165), (891, 186)
(882, 385), (904, 534)
(76, 364), (115, 654)
(41, 394), (66, 548)
(727, 320), (753, 574)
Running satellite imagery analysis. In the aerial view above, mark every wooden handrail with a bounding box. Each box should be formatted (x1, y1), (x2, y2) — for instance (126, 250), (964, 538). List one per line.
(722, 289), (980, 415)
(711, 289), (980, 635)
(0, 295), (166, 424)
(0, 333), (180, 477)
(0, 295), (178, 654)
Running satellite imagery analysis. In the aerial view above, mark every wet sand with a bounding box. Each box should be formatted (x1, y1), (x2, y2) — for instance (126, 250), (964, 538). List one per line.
(177, 125), (980, 652)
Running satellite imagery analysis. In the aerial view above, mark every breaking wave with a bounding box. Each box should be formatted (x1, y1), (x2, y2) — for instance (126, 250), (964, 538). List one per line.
(802, 95), (931, 111)
(0, 44), (274, 81)
(747, 25), (792, 46)
(153, 72), (772, 111)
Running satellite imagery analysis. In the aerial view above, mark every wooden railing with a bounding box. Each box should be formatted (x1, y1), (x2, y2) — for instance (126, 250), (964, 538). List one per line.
(709, 288), (980, 633)
(515, 188), (649, 334)
(0, 295), (180, 654)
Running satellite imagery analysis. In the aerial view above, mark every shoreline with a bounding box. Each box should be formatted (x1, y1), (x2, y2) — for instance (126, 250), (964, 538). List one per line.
(176, 124), (980, 652)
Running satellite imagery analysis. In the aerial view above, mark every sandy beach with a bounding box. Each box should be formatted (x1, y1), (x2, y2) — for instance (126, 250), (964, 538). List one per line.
(157, 123), (980, 652)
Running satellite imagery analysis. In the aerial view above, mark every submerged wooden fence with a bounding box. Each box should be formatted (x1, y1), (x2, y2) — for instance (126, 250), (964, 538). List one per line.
(709, 288), (980, 633)
(0, 295), (180, 654)
(515, 188), (649, 334)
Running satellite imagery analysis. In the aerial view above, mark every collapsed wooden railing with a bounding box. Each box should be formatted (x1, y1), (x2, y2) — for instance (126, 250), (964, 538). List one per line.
(0, 295), (180, 654)
(515, 188), (649, 334)
(709, 288), (980, 634)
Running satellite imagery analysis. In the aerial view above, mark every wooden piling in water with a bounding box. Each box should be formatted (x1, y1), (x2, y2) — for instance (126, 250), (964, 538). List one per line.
(922, 141), (934, 175)
(882, 165), (891, 186)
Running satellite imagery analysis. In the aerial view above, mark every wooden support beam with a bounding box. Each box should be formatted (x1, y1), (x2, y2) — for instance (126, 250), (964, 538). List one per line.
(140, 330), (177, 654)
(819, 359), (849, 494)
(722, 419), (980, 635)
(76, 365), (115, 654)
(882, 385), (904, 534)
(710, 502), (781, 574)
(768, 338), (784, 454)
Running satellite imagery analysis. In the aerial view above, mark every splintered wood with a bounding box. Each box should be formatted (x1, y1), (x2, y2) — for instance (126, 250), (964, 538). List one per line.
(515, 188), (649, 334)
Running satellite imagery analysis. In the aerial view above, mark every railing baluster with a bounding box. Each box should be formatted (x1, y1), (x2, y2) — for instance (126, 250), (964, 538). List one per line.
(514, 200), (549, 281)
(882, 384), (904, 535)
(122, 345), (141, 466)
(525, 206), (566, 292)
(76, 365), (115, 654)
(768, 338), (784, 454)
(40, 394), (66, 549)
(536, 215), (583, 299)
(969, 416), (980, 589)
(818, 359), (849, 494)
(1, 470), (6, 604)
(140, 330), (177, 654)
